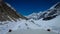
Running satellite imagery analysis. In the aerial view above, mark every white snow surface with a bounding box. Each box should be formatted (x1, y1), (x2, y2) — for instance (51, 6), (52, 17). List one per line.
(0, 15), (60, 34)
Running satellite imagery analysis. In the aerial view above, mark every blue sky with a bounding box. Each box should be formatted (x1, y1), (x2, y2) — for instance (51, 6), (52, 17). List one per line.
(5, 0), (60, 16)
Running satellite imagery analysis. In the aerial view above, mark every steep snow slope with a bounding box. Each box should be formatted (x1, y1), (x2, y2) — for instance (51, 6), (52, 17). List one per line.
(34, 15), (60, 33)
(3, 15), (59, 34)
(18, 15), (60, 33)
(5, 15), (60, 34)
(0, 15), (60, 34)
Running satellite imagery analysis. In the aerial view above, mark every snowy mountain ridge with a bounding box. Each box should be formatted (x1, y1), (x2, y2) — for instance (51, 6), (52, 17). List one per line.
(26, 2), (60, 20)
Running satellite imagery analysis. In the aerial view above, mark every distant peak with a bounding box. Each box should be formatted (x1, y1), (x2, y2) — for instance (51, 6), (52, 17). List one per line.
(56, 2), (60, 4)
(54, 2), (60, 8)
(50, 2), (60, 9)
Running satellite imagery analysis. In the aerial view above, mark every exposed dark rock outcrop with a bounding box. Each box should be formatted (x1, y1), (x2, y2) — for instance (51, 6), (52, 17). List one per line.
(0, 1), (27, 22)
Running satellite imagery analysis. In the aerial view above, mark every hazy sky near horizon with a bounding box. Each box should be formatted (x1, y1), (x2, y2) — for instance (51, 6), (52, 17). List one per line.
(5, 0), (60, 16)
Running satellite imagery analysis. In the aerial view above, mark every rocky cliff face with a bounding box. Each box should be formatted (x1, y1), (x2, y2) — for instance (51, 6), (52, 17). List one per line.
(0, 1), (27, 22)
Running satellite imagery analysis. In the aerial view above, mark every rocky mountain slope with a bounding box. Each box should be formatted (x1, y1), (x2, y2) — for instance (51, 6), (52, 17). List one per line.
(0, 1), (27, 34)
(0, 1), (27, 22)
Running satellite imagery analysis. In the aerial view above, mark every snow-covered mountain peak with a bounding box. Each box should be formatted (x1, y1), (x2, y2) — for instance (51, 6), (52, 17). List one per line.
(27, 2), (60, 20)
(27, 11), (43, 20)
(50, 2), (60, 9)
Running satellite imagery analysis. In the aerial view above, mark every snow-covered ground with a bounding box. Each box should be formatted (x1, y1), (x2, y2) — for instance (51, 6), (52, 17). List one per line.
(7, 29), (57, 34)
(0, 15), (60, 34)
